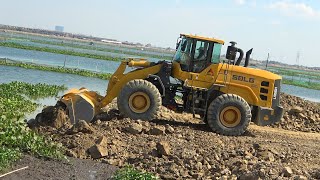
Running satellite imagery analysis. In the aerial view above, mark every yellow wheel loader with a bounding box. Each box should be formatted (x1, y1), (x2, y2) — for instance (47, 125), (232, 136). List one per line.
(60, 34), (284, 136)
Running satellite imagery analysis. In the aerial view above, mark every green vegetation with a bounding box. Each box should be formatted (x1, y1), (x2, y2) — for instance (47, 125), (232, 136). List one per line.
(0, 42), (123, 61)
(282, 79), (320, 90)
(24, 39), (173, 60)
(1, 35), (173, 60)
(112, 166), (158, 180)
(0, 81), (66, 171)
(270, 67), (320, 80)
(3, 33), (173, 55)
(0, 60), (113, 80)
(266, 66), (320, 90)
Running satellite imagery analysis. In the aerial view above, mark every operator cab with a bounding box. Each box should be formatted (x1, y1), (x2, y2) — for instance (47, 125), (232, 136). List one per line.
(173, 34), (224, 73)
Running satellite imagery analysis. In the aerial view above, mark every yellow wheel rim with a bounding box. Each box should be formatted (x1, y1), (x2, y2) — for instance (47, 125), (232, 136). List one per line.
(128, 92), (151, 113)
(219, 106), (241, 128)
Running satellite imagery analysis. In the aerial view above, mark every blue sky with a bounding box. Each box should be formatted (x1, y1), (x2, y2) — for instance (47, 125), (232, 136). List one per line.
(0, 0), (319, 67)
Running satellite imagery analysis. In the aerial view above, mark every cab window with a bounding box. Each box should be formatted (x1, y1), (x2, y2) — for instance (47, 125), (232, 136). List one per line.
(194, 41), (209, 61)
(173, 37), (193, 71)
(211, 43), (222, 63)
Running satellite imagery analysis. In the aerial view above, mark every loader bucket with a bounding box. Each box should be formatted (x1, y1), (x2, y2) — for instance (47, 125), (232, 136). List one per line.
(60, 88), (102, 124)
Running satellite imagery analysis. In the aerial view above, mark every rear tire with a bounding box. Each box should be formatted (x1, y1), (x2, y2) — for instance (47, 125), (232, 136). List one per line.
(117, 79), (161, 120)
(207, 94), (251, 136)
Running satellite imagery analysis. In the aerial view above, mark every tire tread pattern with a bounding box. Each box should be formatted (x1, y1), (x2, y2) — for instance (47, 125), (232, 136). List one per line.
(207, 94), (252, 136)
(117, 79), (161, 120)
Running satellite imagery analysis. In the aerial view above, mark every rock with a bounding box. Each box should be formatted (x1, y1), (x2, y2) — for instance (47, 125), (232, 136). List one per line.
(298, 113), (306, 119)
(179, 169), (189, 177)
(230, 174), (238, 180)
(165, 124), (175, 134)
(111, 139), (125, 146)
(194, 162), (202, 171)
(294, 175), (308, 180)
(220, 168), (231, 175)
(149, 126), (166, 135)
(95, 119), (102, 125)
(307, 110), (314, 116)
(218, 175), (226, 180)
(139, 120), (150, 127)
(125, 123), (142, 134)
(95, 136), (108, 146)
(282, 167), (293, 177)
(156, 141), (171, 156)
(258, 150), (275, 162)
(151, 149), (159, 157)
(192, 172), (204, 179)
(290, 106), (303, 114)
(65, 149), (77, 158)
(88, 144), (108, 159)
(160, 174), (175, 180)
(102, 158), (123, 166)
(239, 164), (248, 172)
(313, 170), (320, 179)
(239, 172), (259, 180)
(69, 120), (94, 134)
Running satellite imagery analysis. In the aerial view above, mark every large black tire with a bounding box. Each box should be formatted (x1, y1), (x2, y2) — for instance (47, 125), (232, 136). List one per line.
(207, 94), (251, 136)
(117, 79), (161, 120)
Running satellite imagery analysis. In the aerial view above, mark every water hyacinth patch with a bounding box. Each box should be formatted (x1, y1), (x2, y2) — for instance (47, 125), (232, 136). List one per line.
(0, 81), (66, 171)
(0, 60), (113, 80)
(0, 41), (123, 62)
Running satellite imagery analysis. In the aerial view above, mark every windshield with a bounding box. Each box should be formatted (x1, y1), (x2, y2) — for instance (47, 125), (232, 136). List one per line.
(173, 37), (193, 67)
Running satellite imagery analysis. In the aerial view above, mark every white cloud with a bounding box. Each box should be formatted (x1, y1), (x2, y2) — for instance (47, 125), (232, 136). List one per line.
(269, 1), (320, 18)
(234, 0), (246, 5)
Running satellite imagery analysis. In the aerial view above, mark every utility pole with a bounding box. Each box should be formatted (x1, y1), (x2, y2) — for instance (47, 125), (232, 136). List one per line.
(296, 51), (300, 67)
(265, 53), (269, 70)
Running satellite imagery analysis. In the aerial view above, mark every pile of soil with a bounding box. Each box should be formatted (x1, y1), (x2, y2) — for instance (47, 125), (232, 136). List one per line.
(28, 103), (70, 130)
(29, 93), (320, 179)
(270, 93), (320, 133)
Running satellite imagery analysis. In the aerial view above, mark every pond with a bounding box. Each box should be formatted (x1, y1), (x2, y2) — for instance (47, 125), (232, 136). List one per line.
(0, 46), (121, 73)
(0, 46), (166, 73)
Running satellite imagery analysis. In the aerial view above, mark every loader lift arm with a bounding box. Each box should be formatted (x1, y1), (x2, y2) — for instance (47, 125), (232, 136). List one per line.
(61, 59), (164, 123)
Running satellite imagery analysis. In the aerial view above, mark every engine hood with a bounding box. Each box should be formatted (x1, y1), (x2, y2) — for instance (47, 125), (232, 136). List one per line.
(230, 65), (282, 80)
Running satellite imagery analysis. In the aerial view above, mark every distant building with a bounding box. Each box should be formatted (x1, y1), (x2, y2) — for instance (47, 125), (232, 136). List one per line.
(55, 26), (64, 32)
(101, 39), (122, 44)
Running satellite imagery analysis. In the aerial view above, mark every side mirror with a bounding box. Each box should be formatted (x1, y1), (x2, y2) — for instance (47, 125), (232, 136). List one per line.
(181, 41), (187, 52)
(176, 37), (181, 50)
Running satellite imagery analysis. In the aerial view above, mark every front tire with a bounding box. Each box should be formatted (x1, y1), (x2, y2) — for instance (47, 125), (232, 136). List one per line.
(207, 94), (251, 136)
(117, 79), (161, 120)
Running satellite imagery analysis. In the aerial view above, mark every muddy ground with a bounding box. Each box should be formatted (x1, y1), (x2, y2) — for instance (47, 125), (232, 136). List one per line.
(6, 93), (320, 180)
(3, 155), (117, 180)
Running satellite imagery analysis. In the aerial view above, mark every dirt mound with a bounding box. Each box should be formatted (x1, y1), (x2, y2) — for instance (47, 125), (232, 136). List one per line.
(29, 93), (320, 179)
(32, 96), (320, 179)
(28, 103), (70, 130)
(270, 93), (320, 133)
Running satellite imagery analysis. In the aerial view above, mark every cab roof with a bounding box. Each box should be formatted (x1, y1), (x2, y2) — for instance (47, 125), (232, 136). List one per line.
(180, 34), (225, 45)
